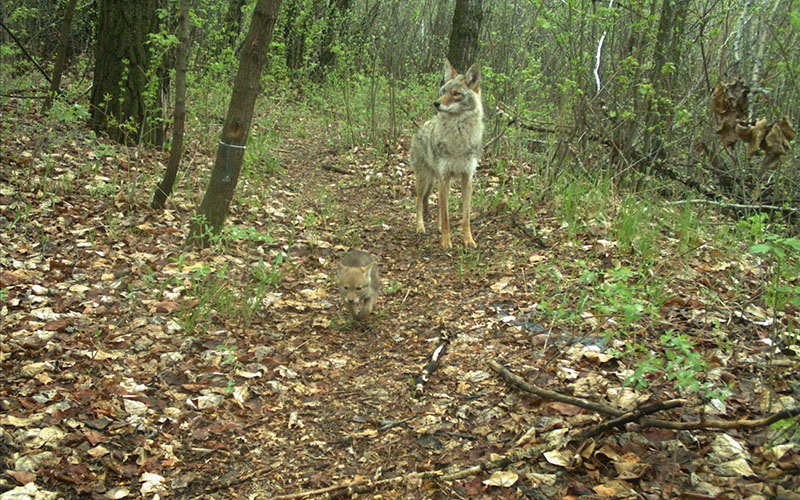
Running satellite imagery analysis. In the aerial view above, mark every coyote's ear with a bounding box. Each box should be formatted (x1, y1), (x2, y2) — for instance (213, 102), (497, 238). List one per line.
(444, 59), (458, 82)
(359, 263), (373, 274)
(464, 63), (481, 89)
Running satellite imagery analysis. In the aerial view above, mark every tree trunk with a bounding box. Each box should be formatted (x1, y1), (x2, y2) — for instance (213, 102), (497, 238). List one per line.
(42, 0), (78, 112)
(152, 0), (191, 210)
(642, 0), (688, 163)
(281, 0), (309, 78)
(447, 0), (483, 72)
(187, 0), (283, 247)
(89, 0), (165, 146)
(224, 0), (247, 44)
(311, 0), (352, 82)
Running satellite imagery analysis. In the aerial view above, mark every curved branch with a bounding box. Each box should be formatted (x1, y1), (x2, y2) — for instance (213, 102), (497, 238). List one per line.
(489, 360), (800, 431)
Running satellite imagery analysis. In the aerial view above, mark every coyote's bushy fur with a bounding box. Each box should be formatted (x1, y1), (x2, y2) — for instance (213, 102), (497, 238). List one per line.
(410, 59), (484, 248)
(337, 250), (380, 321)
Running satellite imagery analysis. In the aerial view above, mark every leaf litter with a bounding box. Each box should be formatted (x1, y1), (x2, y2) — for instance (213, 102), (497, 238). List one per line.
(1, 100), (799, 499)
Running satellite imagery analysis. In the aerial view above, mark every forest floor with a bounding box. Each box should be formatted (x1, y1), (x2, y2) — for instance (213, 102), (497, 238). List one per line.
(1, 97), (799, 500)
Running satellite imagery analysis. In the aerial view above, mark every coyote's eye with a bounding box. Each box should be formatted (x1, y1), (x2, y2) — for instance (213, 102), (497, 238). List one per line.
(452, 92), (462, 99)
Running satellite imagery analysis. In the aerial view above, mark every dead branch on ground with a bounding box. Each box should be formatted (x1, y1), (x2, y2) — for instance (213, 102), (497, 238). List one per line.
(489, 360), (800, 431)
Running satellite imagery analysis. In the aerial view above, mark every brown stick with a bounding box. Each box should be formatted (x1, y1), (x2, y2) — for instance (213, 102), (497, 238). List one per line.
(489, 360), (800, 430)
(267, 479), (367, 500)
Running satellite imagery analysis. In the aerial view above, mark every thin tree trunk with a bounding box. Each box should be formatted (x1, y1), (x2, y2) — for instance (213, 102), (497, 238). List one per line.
(187, 0), (283, 247)
(311, 0), (352, 82)
(281, 0), (308, 78)
(152, 0), (191, 209)
(43, 0), (78, 112)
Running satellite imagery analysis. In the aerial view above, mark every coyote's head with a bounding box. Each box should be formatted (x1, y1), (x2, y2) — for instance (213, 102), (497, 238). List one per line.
(338, 263), (374, 310)
(434, 59), (482, 115)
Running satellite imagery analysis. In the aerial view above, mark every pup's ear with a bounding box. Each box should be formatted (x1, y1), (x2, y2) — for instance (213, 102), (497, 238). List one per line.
(444, 59), (458, 82)
(464, 63), (481, 89)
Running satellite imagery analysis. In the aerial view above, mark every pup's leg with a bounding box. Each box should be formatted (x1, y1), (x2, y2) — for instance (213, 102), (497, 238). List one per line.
(439, 175), (452, 248)
(363, 294), (376, 315)
(461, 172), (475, 247)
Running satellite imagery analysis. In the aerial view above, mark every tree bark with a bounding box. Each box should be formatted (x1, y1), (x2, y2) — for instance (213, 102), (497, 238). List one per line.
(187, 0), (283, 247)
(281, 0), (309, 78)
(447, 0), (483, 72)
(311, 0), (353, 82)
(152, 0), (191, 209)
(89, 0), (165, 146)
(642, 0), (688, 162)
(224, 0), (247, 44)
(42, 0), (78, 112)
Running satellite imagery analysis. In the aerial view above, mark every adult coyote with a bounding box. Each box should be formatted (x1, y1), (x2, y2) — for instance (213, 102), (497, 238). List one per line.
(410, 59), (484, 248)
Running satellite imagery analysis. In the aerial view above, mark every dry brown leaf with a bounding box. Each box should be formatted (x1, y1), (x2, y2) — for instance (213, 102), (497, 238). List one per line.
(735, 118), (768, 157)
(711, 80), (749, 147)
(761, 117), (796, 174)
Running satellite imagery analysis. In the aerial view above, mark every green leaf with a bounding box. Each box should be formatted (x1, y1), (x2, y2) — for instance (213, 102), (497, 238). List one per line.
(749, 243), (772, 254)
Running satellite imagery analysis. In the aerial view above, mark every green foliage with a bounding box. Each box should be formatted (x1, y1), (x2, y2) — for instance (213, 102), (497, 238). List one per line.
(613, 196), (659, 263)
(596, 266), (662, 330)
(742, 215), (800, 314)
(252, 254), (286, 289)
(624, 330), (727, 401)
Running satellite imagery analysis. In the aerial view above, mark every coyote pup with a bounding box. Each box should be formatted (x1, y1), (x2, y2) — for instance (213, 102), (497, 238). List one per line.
(337, 250), (380, 320)
(411, 59), (484, 248)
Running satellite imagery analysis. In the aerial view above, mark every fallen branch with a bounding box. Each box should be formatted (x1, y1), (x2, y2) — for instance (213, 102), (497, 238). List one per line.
(205, 464), (275, 494)
(510, 205), (547, 248)
(489, 360), (800, 431)
(574, 399), (686, 441)
(320, 163), (353, 175)
(664, 198), (800, 216)
(495, 107), (558, 134)
(489, 359), (629, 416)
(267, 479), (368, 500)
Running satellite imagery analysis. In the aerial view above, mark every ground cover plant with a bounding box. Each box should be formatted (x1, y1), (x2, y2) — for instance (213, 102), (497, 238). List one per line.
(1, 1), (799, 499)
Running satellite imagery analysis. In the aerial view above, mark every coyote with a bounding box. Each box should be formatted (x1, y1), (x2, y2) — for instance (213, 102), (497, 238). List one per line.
(337, 250), (380, 321)
(410, 59), (484, 248)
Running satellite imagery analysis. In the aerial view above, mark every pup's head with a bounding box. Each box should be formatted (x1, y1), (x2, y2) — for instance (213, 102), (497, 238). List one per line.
(434, 59), (481, 114)
(338, 262), (374, 306)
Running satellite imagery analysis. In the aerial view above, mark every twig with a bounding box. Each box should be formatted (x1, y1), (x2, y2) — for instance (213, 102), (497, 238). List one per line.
(510, 205), (547, 248)
(664, 198), (800, 215)
(490, 360), (800, 430)
(574, 399), (686, 441)
(267, 479), (368, 500)
(320, 163), (353, 175)
(0, 20), (52, 84)
(204, 464), (275, 493)
(489, 360), (632, 416)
